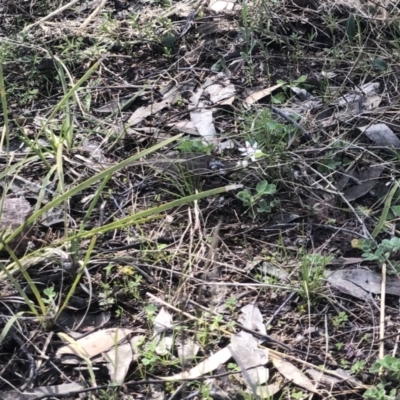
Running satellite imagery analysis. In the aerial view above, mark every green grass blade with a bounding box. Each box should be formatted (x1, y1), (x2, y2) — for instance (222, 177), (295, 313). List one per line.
(372, 181), (399, 238)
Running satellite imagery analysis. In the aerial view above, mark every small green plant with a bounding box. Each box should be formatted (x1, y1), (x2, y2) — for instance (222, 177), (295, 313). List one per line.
(299, 253), (333, 303)
(225, 296), (237, 312)
(362, 237), (400, 263)
(227, 362), (240, 371)
(332, 311), (348, 327)
(291, 389), (306, 399)
(141, 341), (162, 372)
(242, 109), (293, 153)
(42, 286), (56, 305)
(340, 359), (349, 368)
(144, 303), (158, 321)
(351, 360), (366, 374)
(335, 342), (344, 350)
(363, 356), (400, 399)
(237, 180), (277, 218)
(371, 355), (400, 379)
(99, 282), (115, 308)
(364, 384), (396, 400)
(176, 138), (213, 154)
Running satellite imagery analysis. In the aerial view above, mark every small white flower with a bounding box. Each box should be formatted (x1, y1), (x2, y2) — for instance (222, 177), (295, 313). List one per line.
(238, 141), (264, 162)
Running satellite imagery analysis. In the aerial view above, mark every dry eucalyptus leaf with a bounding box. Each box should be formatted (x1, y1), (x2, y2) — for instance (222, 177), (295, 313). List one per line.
(209, 0), (236, 12)
(153, 307), (173, 334)
(238, 304), (266, 340)
(229, 331), (269, 396)
(190, 109), (217, 144)
(104, 341), (133, 384)
(204, 82), (235, 104)
(56, 328), (133, 360)
(155, 334), (174, 356)
(326, 269), (400, 298)
(161, 346), (232, 380)
(306, 368), (342, 387)
(177, 336), (200, 364)
(343, 165), (384, 201)
(358, 123), (400, 148)
(169, 120), (198, 135)
(272, 355), (318, 394)
(128, 87), (179, 126)
(153, 307), (174, 355)
(244, 83), (283, 106)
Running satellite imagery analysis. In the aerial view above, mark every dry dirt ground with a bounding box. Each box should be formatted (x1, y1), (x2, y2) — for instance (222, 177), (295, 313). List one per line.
(1, 0), (400, 399)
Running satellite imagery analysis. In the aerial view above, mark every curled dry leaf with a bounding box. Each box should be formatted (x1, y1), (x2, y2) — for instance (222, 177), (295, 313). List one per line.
(128, 87), (179, 126)
(56, 328), (134, 360)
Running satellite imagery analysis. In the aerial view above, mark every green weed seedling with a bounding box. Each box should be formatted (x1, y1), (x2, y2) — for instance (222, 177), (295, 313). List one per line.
(364, 384), (396, 400)
(299, 253), (333, 304)
(370, 355), (400, 380)
(361, 237), (400, 273)
(351, 360), (366, 374)
(332, 311), (348, 327)
(363, 355), (400, 399)
(176, 138), (213, 154)
(237, 180), (276, 218)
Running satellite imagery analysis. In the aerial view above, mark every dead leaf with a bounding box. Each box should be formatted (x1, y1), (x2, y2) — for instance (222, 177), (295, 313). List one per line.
(153, 307), (174, 355)
(161, 346), (232, 380)
(154, 307), (173, 333)
(177, 336), (200, 364)
(244, 83), (284, 106)
(168, 120), (198, 135)
(190, 109), (217, 144)
(364, 95), (382, 110)
(326, 269), (400, 298)
(343, 165), (384, 201)
(358, 123), (400, 148)
(209, 0), (236, 12)
(271, 354), (318, 394)
(204, 82), (235, 104)
(229, 331), (269, 397)
(128, 87), (179, 126)
(56, 328), (133, 360)
(238, 304), (266, 339)
(104, 341), (133, 384)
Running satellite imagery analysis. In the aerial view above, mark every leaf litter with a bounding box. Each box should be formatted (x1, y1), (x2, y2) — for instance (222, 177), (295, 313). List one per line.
(2, 0), (400, 398)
